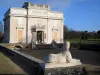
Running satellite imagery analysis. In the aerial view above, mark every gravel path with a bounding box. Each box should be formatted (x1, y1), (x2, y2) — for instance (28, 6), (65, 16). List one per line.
(71, 50), (100, 75)
(20, 49), (100, 75)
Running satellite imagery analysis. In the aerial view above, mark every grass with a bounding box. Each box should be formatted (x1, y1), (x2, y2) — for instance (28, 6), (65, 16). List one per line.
(0, 52), (27, 74)
(67, 39), (100, 44)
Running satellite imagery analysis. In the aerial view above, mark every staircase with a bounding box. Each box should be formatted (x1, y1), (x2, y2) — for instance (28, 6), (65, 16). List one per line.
(36, 44), (54, 50)
(36, 43), (63, 50)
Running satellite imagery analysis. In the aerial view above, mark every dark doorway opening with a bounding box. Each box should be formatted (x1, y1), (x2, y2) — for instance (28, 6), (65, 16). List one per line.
(37, 31), (43, 44)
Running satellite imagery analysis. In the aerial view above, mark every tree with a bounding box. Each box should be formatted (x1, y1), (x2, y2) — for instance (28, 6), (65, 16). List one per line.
(84, 31), (88, 40)
(97, 30), (100, 38)
(97, 30), (100, 35)
(64, 25), (69, 40)
(0, 21), (4, 32)
(0, 32), (4, 43)
(0, 21), (4, 42)
(81, 31), (88, 40)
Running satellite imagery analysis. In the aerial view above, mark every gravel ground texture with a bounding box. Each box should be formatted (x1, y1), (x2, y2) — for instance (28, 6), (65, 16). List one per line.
(20, 49), (100, 75)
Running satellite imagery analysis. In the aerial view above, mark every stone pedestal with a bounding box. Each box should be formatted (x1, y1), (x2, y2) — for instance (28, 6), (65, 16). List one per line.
(43, 41), (85, 75)
(32, 41), (36, 49)
(45, 65), (86, 75)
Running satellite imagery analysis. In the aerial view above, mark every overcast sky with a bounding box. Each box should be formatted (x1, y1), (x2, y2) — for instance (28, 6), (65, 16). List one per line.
(0, 0), (100, 31)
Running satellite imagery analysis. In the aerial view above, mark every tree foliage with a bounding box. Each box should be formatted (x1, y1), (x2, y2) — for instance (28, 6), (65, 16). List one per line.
(97, 30), (100, 35)
(64, 25), (100, 40)
(0, 21), (4, 32)
(97, 30), (100, 38)
(64, 25), (69, 39)
(0, 21), (4, 42)
(0, 32), (4, 43)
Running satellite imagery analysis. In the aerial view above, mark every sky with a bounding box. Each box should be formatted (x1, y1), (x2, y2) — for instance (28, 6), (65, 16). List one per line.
(0, 0), (100, 32)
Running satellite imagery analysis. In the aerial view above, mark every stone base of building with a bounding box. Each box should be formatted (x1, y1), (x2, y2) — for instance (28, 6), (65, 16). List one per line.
(45, 65), (87, 75)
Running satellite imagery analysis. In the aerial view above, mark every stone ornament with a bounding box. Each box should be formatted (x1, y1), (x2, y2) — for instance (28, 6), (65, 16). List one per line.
(44, 41), (81, 65)
(51, 40), (58, 49)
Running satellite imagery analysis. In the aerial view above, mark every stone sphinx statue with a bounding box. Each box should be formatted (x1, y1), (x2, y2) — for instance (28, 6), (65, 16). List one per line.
(44, 41), (81, 65)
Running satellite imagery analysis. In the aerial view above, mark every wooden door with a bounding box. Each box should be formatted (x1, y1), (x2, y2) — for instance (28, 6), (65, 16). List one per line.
(18, 29), (23, 43)
(53, 30), (57, 41)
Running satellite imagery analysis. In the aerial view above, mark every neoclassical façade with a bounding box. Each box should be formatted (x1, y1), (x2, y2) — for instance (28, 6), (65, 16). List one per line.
(4, 2), (64, 44)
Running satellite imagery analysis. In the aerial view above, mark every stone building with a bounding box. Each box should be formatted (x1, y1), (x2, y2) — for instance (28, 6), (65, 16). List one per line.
(4, 2), (64, 44)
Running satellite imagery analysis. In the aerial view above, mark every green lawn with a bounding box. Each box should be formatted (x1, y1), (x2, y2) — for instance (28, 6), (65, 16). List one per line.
(0, 52), (27, 74)
(67, 39), (100, 44)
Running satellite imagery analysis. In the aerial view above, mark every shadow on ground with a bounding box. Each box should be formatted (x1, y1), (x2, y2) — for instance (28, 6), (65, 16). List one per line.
(0, 46), (44, 75)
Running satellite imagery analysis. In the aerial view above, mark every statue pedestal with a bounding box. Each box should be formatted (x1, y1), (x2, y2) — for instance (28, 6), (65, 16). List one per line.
(45, 65), (86, 75)
(44, 41), (85, 75)
(45, 60), (82, 69)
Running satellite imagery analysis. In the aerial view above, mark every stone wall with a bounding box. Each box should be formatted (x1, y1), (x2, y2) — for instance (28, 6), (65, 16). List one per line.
(45, 66), (87, 75)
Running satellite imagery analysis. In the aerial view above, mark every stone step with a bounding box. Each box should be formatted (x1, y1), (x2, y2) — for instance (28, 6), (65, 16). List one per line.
(36, 44), (63, 50)
(36, 44), (54, 49)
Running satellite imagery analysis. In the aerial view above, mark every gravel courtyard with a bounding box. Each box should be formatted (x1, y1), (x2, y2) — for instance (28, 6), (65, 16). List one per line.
(20, 49), (100, 75)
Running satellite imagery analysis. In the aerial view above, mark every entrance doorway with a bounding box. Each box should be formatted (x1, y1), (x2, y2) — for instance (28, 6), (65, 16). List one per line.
(37, 31), (44, 44)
